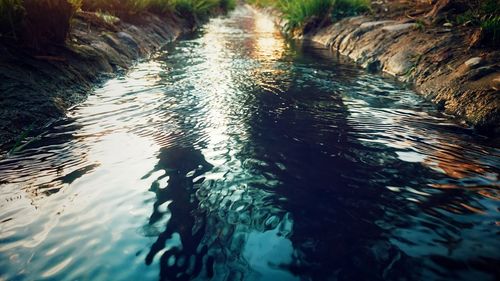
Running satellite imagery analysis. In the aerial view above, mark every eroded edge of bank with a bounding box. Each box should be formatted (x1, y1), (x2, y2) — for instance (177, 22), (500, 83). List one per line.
(306, 17), (499, 135)
(256, 6), (499, 137)
(0, 11), (191, 153)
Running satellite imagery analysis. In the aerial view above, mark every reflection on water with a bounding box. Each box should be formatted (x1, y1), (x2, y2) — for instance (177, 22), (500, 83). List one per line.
(1, 6), (499, 281)
(144, 146), (213, 280)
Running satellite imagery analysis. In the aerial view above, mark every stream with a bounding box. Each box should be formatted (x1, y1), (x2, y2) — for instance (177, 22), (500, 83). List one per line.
(1, 6), (499, 281)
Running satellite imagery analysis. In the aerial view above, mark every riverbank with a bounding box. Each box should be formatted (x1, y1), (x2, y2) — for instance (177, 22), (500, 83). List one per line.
(1, 7), (499, 280)
(0, 10), (192, 150)
(261, 2), (500, 136)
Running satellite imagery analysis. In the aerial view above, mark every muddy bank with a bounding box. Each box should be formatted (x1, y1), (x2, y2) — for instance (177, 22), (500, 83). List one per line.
(304, 18), (499, 135)
(0, 11), (191, 150)
(263, 5), (499, 136)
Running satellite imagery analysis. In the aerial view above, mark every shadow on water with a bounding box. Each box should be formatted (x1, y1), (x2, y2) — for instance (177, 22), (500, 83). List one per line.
(136, 7), (499, 281)
(233, 44), (403, 280)
(0, 118), (96, 200)
(143, 145), (214, 280)
(239, 43), (499, 280)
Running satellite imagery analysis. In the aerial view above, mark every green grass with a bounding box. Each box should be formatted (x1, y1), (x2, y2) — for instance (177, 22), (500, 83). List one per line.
(166, 0), (236, 17)
(171, 0), (219, 19)
(453, 0), (499, 47)
(82, 0), (169, 14)
(332, 0), (370, 19)
(81, 0), (234, 17)
(248, 0), (276, 7)
(0, 0), (236, 48)
(248, 0), (371, 32)
(95, 10), (121, 24)
(481, 15), (500, 45)
(480, 0), (500, 14)
(280, 0), (334, 31)
(219, 0), (236, 11)
(8, 123), (35, 154)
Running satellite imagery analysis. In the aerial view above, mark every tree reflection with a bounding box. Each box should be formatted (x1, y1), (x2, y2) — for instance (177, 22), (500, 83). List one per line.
(144, 145), (213, 280)
(140, 7), (499, 281)
(232, 42), (428, 280)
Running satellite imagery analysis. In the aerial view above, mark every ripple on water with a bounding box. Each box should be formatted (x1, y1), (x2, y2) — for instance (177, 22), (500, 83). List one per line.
(1, 5), (500, 281)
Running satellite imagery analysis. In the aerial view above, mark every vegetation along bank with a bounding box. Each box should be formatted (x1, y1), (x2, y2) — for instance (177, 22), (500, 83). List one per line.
(251, 0), (499, 136)
(0, 0), (235, 150)
(0, 0), (498, 151)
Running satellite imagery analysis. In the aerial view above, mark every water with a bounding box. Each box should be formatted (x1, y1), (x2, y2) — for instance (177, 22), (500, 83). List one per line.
(1, 6), (499, 281)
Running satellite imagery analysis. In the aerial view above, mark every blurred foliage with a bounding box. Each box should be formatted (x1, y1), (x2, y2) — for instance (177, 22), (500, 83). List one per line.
(247, 0), (370, 32)
(21, 0), (80, 47)
(332, 0), (370, 19)
(0, 0), (235, 48)
(453, 0), (499, 46)
(480, 15), (499, 45)
(81, 0), (235, 16)
(280, 0), (334, 31)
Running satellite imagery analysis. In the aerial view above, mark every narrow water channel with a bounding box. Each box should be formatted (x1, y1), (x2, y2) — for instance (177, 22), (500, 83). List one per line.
(1, 6), (499, 281)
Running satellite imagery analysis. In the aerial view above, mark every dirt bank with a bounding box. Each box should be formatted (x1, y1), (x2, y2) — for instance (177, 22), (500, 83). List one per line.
(0, 11), (191, 150)
(268, 3), (499, 136)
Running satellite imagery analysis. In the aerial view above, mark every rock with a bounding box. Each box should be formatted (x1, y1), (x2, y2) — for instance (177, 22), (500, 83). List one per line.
(117, 31), (139, 50)
(0, 11), (186, 149)
(301, 9), (499, 135)
(127, 25), (141, 34)
(73, 44), (114, 73)
(90, 41), (127, 69)
(467, 66), (497, 81)
(365, 59), (382, 73)
(359, 20), (396, 29)
(493, 74), (500, 90)
(437, 28), (452, 33)
(353, 20), (397, 37)
(468, 28), (483, 48)
(382, 23), (417, 32)
(384, 50), (415, 76)
(464, 57), (482, 68)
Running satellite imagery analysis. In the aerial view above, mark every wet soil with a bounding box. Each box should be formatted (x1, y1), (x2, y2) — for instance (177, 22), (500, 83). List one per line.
(0, 11), (191, 150)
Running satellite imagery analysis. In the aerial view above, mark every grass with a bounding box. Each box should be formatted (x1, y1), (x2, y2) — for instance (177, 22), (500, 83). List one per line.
(415, 18), (426, 31)
(81, 0), (234, 17)
(95, 10), (120, 24)
(248, 0), (371, 32)
(8, 123), (35, 155)
(82, 0), (168, 14)
(453, 0), (500, 47)
(0, 0), (235, 49)
(171, 0), (219, 19)
(219, 0), (236, 11)
(21, 0), (80, 48)
(280, 0), (334, 31)
(476, 0), (499, 46)
(0, 0), (83, 47)
(481, 15), (500, 45)
(331, 0), (370, 19)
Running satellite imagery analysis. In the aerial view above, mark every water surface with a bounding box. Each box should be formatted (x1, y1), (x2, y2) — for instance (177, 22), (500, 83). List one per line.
(1, 6), (499, 281)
